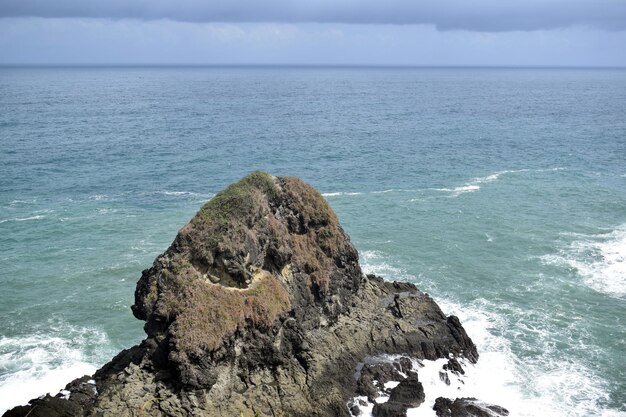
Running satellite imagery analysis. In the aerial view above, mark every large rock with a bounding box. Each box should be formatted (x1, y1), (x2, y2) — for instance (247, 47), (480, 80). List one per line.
(4, 172), (479, 417)
(388, 375), (425, 408)
(434, 397), (510, 417)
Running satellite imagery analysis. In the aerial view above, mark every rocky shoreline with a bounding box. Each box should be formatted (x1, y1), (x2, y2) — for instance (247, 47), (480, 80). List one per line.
(4, 172), (508, 417)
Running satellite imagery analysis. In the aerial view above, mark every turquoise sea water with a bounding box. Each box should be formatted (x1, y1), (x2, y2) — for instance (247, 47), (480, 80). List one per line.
(0, 66), (625, 415)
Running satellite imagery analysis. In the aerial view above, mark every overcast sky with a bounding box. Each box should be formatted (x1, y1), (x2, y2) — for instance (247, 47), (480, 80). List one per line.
(1, 0), (625, 65)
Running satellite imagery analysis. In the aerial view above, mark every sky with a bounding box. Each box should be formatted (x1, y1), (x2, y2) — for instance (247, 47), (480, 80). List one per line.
(1, 0), (625, 66)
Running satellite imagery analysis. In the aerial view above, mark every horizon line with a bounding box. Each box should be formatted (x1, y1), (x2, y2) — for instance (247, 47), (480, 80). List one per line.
(2, 63), (626, 70)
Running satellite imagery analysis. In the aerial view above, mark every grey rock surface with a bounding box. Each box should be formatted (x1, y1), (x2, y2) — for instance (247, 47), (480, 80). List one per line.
(434, 397), (510, 417)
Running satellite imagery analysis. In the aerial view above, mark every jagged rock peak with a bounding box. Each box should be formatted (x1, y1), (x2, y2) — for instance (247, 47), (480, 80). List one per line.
(131, 172), (362, 377)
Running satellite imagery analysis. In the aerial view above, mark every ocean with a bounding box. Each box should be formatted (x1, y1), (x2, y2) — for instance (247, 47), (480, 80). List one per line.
(0, 66), (624, 416)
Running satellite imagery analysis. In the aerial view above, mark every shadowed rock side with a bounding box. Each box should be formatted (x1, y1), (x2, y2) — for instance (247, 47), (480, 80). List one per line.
(4, 172), (483, 417)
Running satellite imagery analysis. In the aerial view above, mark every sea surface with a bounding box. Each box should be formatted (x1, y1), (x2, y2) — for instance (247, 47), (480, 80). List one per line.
(0, 66), (625, 416)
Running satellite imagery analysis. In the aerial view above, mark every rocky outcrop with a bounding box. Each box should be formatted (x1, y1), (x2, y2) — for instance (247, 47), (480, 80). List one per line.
(433, 397), (510, 417)
(4, 172), (484, 417)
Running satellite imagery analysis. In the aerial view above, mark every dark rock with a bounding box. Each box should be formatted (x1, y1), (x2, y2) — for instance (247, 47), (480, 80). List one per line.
(2, 395), (84, 417)
(391, 356), (413, 374)
(444, 358), (465, 375)
(434, 398), (454, 417)
(433, 397), (509, 417)
(349, 404), (362, 416)
(357, 363), (404, 401)
(62, 375), (97, 408)
(439, 370), (451, 385)
(372, 401), (408, 417)
(388, 375), (425, 408)
(4, 172), (479, 417)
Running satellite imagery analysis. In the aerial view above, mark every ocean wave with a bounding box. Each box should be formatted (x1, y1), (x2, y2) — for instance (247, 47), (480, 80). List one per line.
(355, 299), (625, 416)
(7, 199), (38, 206)
(370, 189), (416, 194)
(0, 327), (109, 413)
(359, 250), (406, 279)
(433, 185), (481, 196)
(322, 189), (416, 197)
(433, 168), (564, 198)
(322, 192), (363, 197)
(88, 194), (110, 201)
(356, 250), (620, 417)
(437, 298), (622, 417)
(0, 215), (46, 224)
(153, 191), (213, 198)
(96, 208), (118, 214)
(472, 169), (530, 184)
(541, 224), (626, 298)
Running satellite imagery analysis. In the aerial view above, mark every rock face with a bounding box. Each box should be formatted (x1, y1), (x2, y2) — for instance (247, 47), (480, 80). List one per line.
(4, 172), (481, 417)
(433, 397), (510, 417)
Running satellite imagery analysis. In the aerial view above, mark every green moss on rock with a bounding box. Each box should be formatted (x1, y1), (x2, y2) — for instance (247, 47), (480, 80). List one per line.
(195, 170), (278, 227)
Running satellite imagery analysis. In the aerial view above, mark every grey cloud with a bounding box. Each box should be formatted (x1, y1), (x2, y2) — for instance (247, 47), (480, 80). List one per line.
(1, 0), (625, 31)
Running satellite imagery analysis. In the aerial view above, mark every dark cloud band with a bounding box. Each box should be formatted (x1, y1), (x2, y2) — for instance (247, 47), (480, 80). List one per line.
(1, 0), (625, 31)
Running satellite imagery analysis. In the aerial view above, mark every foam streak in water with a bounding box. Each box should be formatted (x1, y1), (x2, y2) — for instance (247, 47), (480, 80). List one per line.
(541, 224), (626, 298)
(0, 215), (46, 224)
(434, 168), (564, 197)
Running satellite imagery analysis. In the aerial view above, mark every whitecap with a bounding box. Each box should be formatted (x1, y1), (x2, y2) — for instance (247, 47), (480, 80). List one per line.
(0, 327), (109, 413)
(0, 215), (46, 224)
(470, 169), (516, 184)
(434, 168), (563, 198)
(322, 192), (363, 197)
(89, 195), (109, 201)
(449, 297), (622, 416)
(541, 224), (626, 298)
(359, 250), (405, 278)
(349, 247), (619, 417)
(451, 184), (480, 194)
(0, 361), (96, 413)
(323, 189), (418, 197)
(8, 199), (37, 206)
(154, 191), (212, 198)
(370, 189), (416, 194)
(433, 185), (480, 196)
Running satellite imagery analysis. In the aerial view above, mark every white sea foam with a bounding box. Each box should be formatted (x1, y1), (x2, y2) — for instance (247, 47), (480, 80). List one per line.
(433, 185), (481, 196)
(0, 329), (108, 413)
(370, 189), (416, 194)
(352, 251), (622, 417)
(322, 189), (417, 197)
(0, 215), (46, 224)
(0, 361), (96, 413)
(434, 300), (621, 417)
(541, 224), (626, 298)
(433, 168), (563, 198)
(322, 192), (364, 197)
(351, 297), (622, 417)
(471, 168), (565, 184)
(359, 250), (405, 279)
(89, 194), (109, 201)
(96, 208), (118, 214)
(7, 199), (37, 206)
(155, 191), (212, 198)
